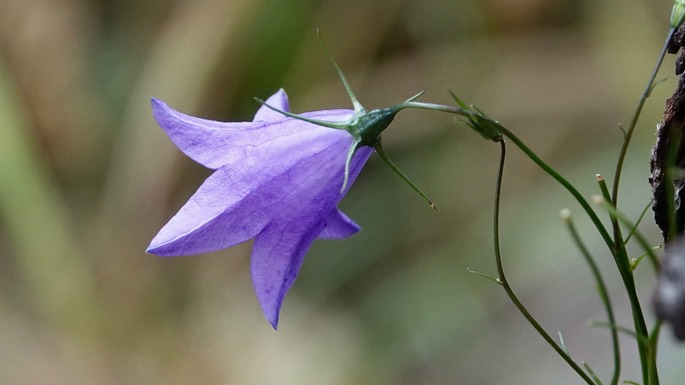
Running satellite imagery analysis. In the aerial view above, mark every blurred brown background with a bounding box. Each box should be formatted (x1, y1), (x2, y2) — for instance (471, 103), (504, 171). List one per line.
(0, 0), (682, 383)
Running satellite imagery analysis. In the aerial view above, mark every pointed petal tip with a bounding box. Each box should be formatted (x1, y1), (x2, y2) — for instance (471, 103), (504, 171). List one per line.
(145, 243), (162, 256)
(150, 97), (172, 115)
(319, 208), (361, 239)
(150, 97), (164, 107)
(268, 316), (279, 330)
(146, 233), (162, 253)
(260, 299), (282, 330)
(253, 89), (291, 122)
(150, 98), (171, 122)
(145, 237), (179, 257)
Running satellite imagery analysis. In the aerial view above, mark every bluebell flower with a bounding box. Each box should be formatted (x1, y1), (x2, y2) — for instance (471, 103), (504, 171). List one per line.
(147, 89), (374, 328)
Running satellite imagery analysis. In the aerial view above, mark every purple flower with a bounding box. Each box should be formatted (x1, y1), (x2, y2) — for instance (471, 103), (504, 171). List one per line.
(147, 89), (374, 328)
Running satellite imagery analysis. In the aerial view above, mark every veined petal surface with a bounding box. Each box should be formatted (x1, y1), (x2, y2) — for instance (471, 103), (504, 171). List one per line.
(148, 89), (374, 328)
(253, 88), (291, 122)
(151, 98), (353, 170)
(249, 146), (372, 328)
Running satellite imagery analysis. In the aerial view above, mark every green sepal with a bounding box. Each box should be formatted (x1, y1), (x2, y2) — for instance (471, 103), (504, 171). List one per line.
(255, 31), (437, 209)
(341, 139), (362, 193)
(374, 141), (437, 211)
(254, 98), (349, 130)
(447, 89), (502, 142)
(317, 29), (365, 114)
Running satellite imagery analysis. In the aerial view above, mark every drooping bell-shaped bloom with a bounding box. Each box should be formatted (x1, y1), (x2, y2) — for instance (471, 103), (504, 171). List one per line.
(147, 89), (375, 328)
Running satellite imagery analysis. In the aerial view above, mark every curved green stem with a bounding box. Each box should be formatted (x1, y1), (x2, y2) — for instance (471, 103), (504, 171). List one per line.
(596, 199), (661, 273)
(596, 174), (613, 204)
(396, 100), (650, 383)
(563, 210), (620, 385)
(496, 123), (650, 385)
(624, 199), (654, 245)
(648, 321), (663, 385)
(492, 141), (596, 385)
(611, 29), (672, 212)
(605, 29), (672, 385)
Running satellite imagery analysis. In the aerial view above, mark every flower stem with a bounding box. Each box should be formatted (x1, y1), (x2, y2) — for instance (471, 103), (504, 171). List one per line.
(594, 198), (661, 273)
(623, 199), (654, 245)
(493, 122), (651, 385)
(492, 141), (596, 385)
(397, 101), (470, 117)
(610, 28), (671, 240)
(611, 28), (672, 198)
(562, 210), (620, 385)
(604, 30), (673, 383)
(648, 321), (663, 385)
(397, 99), (651, 383)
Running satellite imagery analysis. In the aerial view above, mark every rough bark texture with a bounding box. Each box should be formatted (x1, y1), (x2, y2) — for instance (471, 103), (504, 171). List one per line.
(650, 25), (685, 242)
(652, 26), (685, 342)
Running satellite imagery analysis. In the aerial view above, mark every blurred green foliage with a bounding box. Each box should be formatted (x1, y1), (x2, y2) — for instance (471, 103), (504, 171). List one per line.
(0, 0), (683, 384)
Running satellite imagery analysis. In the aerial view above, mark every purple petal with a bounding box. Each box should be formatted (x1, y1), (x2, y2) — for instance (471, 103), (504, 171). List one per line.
(147, 123), (371, 257)
(251, 223), (323, 329)
(149, 92), (376, 328)
(146, 165), (269, 256)
(318, 209), (361, 239)
(253, 89), (291, 122)
(151, 98), (353, 170)
(250, 146), (373, 328)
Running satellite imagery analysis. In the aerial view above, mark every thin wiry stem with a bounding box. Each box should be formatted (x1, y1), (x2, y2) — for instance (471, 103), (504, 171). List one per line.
(611, 28), (672, 210)
(495, 123), (650, 382)
(606, 31), (670, 380)
(492, 141), (596, 385)
(594, 29), (672, 384)
(648, 321), (663, 385)
(395, 99), (651, 380)
(398, 100), (650, 340)
(624, 199), (654, 245)
(589, 321), (645, 342)
(563, 210), (620, 385)
(605, 31), (673, 382)
(595, 198), (661, 273)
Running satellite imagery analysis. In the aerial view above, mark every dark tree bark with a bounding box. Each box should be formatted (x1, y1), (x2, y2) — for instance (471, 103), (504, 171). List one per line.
(650, 25), (685, 242)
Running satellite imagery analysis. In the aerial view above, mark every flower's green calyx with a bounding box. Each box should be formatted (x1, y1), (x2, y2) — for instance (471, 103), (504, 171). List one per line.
(464, 112), (504, 142)
(449, 90), (502, 142)
(354, 107), (397, 146)
(255, 31), (435, 209)
(253, 98), (398, 146)
(255, 97), (430, 207)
